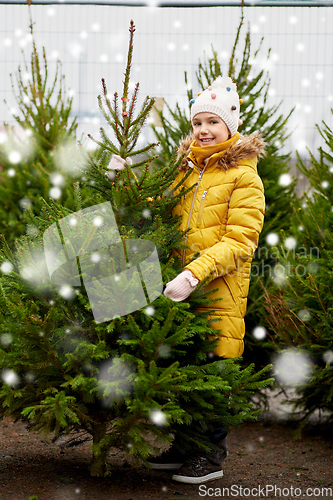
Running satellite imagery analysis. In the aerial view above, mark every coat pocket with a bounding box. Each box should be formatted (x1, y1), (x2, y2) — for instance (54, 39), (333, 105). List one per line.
(197, 189), (208, 227)
(223, 273), (241, 306)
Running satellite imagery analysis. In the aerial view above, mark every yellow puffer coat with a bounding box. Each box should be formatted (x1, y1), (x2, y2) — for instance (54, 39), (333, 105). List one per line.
(172, 132), (265, 358)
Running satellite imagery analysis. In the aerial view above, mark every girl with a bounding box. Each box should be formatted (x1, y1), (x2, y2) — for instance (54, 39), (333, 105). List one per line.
(160, 76), (265, 483)
(164, 75), (265, 360)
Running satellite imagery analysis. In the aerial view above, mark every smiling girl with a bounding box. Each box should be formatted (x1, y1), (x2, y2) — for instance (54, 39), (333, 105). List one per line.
(158, 76), (266, 484)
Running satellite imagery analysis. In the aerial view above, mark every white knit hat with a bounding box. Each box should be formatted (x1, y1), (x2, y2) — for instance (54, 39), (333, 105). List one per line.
(190, 76), (242, 137)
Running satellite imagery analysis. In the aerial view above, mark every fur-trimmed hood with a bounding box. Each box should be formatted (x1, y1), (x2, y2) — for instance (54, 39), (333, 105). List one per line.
(177, 131), (266, 172)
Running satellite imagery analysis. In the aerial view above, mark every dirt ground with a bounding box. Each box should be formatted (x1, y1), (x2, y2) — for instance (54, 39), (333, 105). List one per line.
(0, 406), (333, 500)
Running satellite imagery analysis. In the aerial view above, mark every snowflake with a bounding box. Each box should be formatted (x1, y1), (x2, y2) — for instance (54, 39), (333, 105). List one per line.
(284, 237), (297, 250)
(323, 350), (333, 364)
(59, 285), (75, 300)
(266, 232), (279, 246)
(9, 151), (21, 164)
(19, 197), (32, 210)
(25, 372), (35, 383)
(93, 216), (103, 227)
(91, 252), (101, 263)
(150, 410), (167, 426)
(142, 209), (151, 218)
(297, 309), (311, 322)
(49, 187), (62, 199)
(21, 266), (34, 281)
(272, 264), (288, 287)
(145, 306), (155, 316)
(1, 261), (13, 274)
(0, 333), (13, 346)
(158, 344), (171, 357)
(253, 326), (267, 340)
(167, 42), (176, 51)
(97, 358), (133, 403)
(278, 173), (292, 186)
(7, 168), (16, 177)
(2, 369), (20, 387)
(274, 350), (312, 386)
(51, 173), (65, 187)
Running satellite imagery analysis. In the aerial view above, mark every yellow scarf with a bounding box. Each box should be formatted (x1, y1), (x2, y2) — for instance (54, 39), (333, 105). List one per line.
(188, 132), (240, 170)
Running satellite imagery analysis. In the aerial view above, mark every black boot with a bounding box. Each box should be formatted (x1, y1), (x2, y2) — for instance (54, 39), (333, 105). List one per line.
(172, 436), (228, 484)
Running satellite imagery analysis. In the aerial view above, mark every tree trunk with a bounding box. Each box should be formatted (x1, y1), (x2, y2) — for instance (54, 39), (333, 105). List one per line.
(89, 422), (110, 477)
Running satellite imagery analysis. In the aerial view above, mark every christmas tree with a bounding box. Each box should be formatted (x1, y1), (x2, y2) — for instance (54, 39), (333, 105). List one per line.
(0, 11), (91, 247)
(0, 20), (273, 477)
(151, 11), (297, 367)
(258, 112), (333, 425)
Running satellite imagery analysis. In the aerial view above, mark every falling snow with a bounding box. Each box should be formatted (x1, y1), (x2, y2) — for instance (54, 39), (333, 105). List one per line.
(7, 168), (16, 177)
(8, 151), (21, 164)
(266, 232), (279, 246)
(1, 369), (20, 387)
(274, 349), (312, 386)
(272, 264), (287, 287)
(142, 209), (151, 218)
(253, 326), (267, 340)
(49, 187), (62, 199)
(150, 409), (167, 426)
(59, 285), (75, 301)
(25, 372), (36, 383)
(0, 333), (13, 346)
(90, 252), (101, 263)
(158, 344), (171, 357)
(51, 173), (65, 187)
(18, 251), (50, 289)
(278, 173), (292, 186)
(323, 350), (333, 364)
(297, 309), (312, 322)
(19, 197), (32, 210)
(1, 261), (14, 274)
(145, 306), (155, 316)
(93, 216), (103, 227)
(97, 357), (133, 403)
(284, 237), (297, 250)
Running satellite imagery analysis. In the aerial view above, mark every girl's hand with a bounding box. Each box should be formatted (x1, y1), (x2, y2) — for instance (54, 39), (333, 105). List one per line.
(163, 270), (199, 302)
(105, 154), (132, 178)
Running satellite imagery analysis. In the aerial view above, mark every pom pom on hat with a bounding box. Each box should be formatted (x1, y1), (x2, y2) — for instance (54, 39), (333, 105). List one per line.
(190, 76), (241, 137)
(211, 76), (237, 92)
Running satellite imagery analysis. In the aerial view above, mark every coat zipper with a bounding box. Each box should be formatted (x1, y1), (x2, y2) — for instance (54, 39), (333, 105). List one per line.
(197, 190), (208, 227)
(182, 167), (205, 267)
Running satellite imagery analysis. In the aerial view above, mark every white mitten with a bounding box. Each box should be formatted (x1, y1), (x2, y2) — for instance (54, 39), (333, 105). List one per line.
(105, 154), (132, 179)
(163, 270), (199, 302)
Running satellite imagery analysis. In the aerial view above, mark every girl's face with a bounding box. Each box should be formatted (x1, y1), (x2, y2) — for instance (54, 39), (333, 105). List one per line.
(192, 112), (230, 147)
